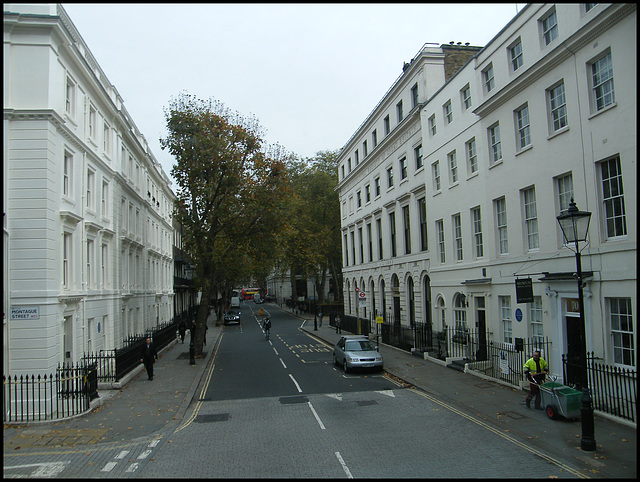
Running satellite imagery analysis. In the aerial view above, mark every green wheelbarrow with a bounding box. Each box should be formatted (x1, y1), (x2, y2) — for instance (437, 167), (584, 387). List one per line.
(539, 381), (582, 420)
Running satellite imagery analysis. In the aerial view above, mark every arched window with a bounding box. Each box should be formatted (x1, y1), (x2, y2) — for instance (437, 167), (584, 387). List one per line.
(407, 277), (415, 327)
(453, 293), (468, 340)
(436, 296), (446, 330)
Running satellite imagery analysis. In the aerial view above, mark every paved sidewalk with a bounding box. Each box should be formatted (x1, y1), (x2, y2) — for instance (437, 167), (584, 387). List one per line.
(3, 310), (221, 450)
(4, 304), (636, 479)
(296, 313), (636, 480)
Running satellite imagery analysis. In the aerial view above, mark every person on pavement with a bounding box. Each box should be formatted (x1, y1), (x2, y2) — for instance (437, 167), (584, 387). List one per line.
(140, 337), (158, 381)
(523, 350), (549, 409)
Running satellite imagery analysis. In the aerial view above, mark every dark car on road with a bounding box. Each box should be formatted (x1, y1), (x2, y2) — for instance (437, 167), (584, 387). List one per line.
(223, 309), (241, 325)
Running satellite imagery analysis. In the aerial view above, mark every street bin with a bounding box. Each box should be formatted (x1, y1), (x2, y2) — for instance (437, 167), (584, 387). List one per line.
(540, 381), (582, 420)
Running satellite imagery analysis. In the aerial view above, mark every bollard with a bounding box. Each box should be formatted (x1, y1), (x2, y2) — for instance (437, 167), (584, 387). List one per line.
(189, 341), (195, 365)
(580, 387), (596, 451)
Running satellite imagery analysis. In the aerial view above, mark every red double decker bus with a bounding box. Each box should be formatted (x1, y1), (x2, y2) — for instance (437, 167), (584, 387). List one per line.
(240, 288), (259, 300)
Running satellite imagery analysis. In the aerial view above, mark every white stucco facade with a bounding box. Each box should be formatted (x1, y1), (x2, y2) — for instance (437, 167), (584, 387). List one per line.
(3, 4), (175, 376)
(336, 3), (636, 378)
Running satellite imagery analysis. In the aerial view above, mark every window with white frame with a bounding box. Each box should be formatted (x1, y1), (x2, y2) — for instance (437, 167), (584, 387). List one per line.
(433, 160), (441, 192)
(453, 213), (463, 261)
(488, 123), (502, 164)
(418, 197), (427, 251)
(396, 100), (403, 123)
(454, 294), (468, 336)
(585, 3), (598, 13)
(365, 184), (370, 203)
(376, 218), (383, 260)
(530, 296), (544, 349)
(483, 64), (495, 92)
(387, 166), (394, 188)
(101, 243), (108, 288)
(350, 231), (356, 265)
(429, 114), (436, 136)
(415, 144), (423, 170)
(347, 158), (351, 173)
(356, 190), (362, 208)
(411, 83), (419, 108)
(374, 176), (381, 197)
(341, 165), (345, 179)
(103, 121), (112, 155)
(608, 297), (634, 367)
(86, 238), (94, 289)
(358, 227), (363, 263)
(523, 187), (539, 251)
(389, 212), (397, 257)
(500, 295), (512, 343)
(541, 8), (558, 46)
(101, 180), (109, 219)
(466, 138), (478, 175)
(372, 129), (378, 148)
(461, 84), (472, 110)
(343, 234), (349, 266)
(600, 156), (627, 238)
(403, 205), (411, 255)
(355, 149), (359, 165)
(63, 150), (73, 197)
(496, 197), (508, 255)
(86, 169), (95, 210)
(510, 38), (524, 72)
(515, 104), (531, 149)
(472, 206), (483, 258)
(384, 115), (390, 135)
(448, 150), (458, 184)
(65, 76), (76, 117)
(63, 232), (72, 289)
(399, 157), (407, 180)
(444, 100), (453, 124)
(363, 140), (368, 158)
(436, 219), (445, 263)
(89, 105), (97, 139)
(548, 81), (568, 132)
(557, 173), (574, 213)
(367, 223), (373, 262)
(590, 51), (615, 112)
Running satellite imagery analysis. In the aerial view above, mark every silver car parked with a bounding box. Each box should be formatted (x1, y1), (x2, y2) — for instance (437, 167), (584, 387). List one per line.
(333, 335), (383, 373)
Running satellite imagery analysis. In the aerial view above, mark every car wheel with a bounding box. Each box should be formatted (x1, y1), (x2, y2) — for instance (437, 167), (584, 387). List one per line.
(342, 359), (349, 373)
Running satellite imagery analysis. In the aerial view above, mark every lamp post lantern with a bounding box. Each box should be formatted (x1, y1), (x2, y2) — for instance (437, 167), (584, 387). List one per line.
(556, 198), (596, 451)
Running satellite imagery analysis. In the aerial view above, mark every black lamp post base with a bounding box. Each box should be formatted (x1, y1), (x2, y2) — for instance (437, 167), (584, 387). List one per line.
(580, 388), (596, 451)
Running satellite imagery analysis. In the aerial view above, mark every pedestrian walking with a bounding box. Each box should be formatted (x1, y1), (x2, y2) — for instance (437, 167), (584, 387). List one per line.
(335, 315), (341, 334)
(524, 350), (549, 409)
(204, 322), (208, 345)
(140, 337), (158, 381)
(318, 311), (323, 327)
(178, 320), (186, 344)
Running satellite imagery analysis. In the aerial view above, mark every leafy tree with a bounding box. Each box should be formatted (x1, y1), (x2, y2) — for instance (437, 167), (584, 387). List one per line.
(160, 93), (289, 355)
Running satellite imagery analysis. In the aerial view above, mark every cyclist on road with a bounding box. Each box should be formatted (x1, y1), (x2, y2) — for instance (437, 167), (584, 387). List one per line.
(263, 317), (272, 339)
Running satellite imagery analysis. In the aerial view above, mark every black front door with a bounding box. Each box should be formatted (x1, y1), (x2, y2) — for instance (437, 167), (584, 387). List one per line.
(565, 314), (585, 387)
(476, 298), (487, 361)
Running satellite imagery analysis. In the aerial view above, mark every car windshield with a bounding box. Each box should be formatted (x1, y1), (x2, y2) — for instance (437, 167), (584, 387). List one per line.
(345, 340), (376, 352)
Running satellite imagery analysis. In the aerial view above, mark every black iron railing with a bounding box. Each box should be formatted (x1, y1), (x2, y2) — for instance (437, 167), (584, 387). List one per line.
(562, 352), (636, 423)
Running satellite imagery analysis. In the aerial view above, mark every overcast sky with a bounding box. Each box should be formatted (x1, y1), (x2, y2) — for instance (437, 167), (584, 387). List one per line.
(62, 3), (526, 189)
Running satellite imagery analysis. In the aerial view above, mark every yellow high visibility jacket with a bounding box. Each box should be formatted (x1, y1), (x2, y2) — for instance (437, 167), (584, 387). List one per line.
(523, 357), (548, 375)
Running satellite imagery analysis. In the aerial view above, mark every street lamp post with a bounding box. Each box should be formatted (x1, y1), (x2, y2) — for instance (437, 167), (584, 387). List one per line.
(556, 198), (596, 451)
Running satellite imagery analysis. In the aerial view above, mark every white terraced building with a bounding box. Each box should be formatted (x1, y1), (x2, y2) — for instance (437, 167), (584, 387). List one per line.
(335, 3), (636, 380)
(3, 4), (175, 376)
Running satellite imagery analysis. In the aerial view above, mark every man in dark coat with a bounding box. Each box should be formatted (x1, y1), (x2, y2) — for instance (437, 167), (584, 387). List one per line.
(140, 337), (158, 380)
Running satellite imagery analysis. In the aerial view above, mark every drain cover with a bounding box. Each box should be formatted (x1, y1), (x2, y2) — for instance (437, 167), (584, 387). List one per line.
(279, 395), (309, 404)
(195, 413), (230, 423)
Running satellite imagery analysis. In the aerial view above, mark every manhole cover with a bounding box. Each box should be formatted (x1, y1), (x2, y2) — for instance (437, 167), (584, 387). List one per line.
(195, 413), (230, 423)
(279, 395), (309, 404)
(499, 411), (525, 420)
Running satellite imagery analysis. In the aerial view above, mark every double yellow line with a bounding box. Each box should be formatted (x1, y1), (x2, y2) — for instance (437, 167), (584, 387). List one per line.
(175, 333), (223, 433)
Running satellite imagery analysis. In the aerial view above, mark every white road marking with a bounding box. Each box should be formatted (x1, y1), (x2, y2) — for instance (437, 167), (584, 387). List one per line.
(280, 358), (287, 368)
(137, 449), (152, 459)
(307, 402), (326, 430)
(101, 461), (118, 472)
(376, 390), (396, 397)
(149, 439), (160, 447)
(126, 462), (139, 472)
(288, 374), (302, 392)
(4, 462), (70, 478)
(335, 452), (353, 478)
(326, 393), (343, 401)
(114, 450), (129, 459)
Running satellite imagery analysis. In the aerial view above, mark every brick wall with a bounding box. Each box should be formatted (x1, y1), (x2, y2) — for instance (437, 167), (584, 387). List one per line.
(442, 44), (483, 81)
